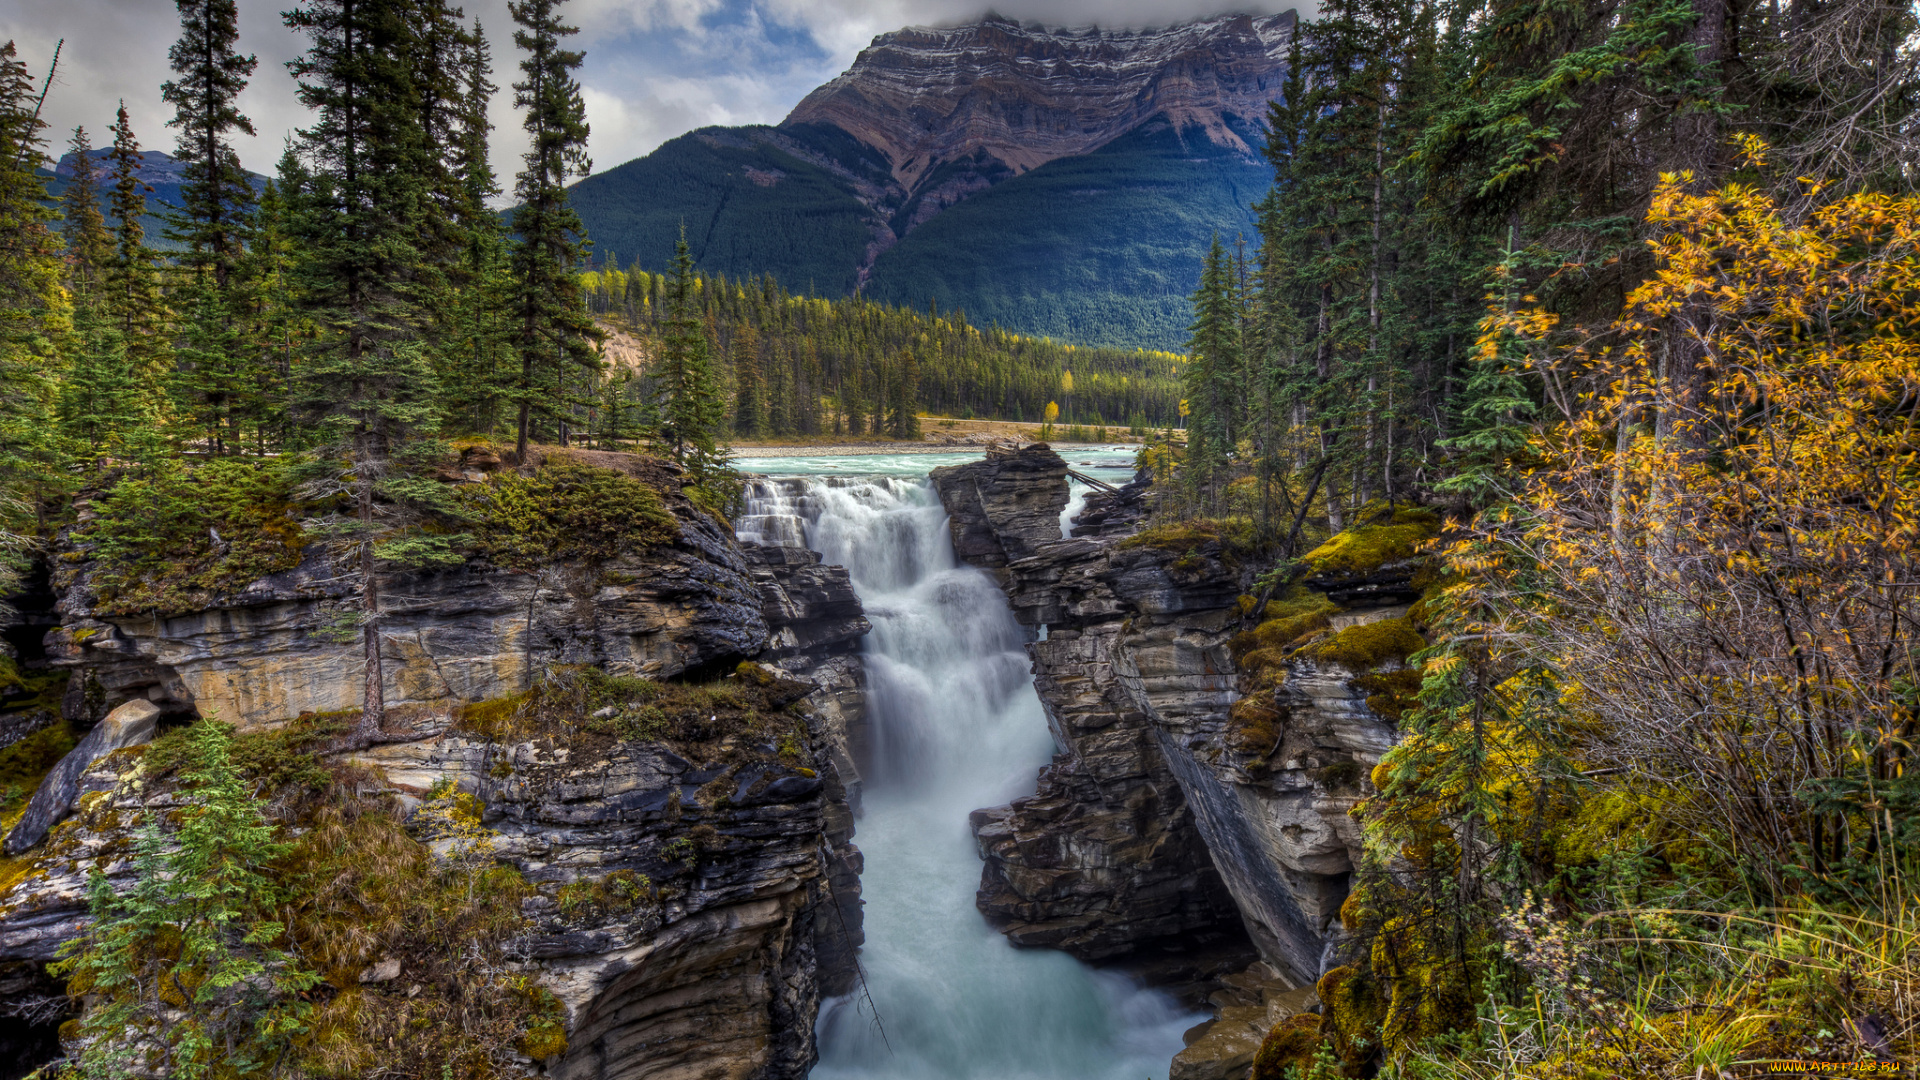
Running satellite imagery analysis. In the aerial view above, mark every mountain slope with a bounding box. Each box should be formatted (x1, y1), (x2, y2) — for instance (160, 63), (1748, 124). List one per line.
(567, 12), (1294, 349)
(566, 124), (888, 295)
(864, 114), (1268, 346)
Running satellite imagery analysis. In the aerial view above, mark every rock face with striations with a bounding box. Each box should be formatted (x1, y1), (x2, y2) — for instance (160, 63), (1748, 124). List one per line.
(933, 445), (1245, 963)
(0, 450), (872, 1080)
(786, 13), (1295, 195)
(43, 452), (766, 730)
(934, 444), (1406, 986)
(927, 444), (1073, 577)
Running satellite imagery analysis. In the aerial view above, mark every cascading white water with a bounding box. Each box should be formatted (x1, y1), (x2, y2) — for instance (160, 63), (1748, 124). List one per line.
(734, 456), (1196, 1080)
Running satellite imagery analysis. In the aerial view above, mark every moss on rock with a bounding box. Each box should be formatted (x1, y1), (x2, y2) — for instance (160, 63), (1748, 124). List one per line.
(1311, 617), (1426, 671)
(1301, 506), (1438, 576)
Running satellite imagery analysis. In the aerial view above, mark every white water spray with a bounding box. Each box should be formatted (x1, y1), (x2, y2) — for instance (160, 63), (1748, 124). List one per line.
(735, 460), (1196, 1080)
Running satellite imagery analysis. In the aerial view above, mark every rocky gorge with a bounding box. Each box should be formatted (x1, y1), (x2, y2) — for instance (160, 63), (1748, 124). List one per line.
(931, 444), (1421, 1078)
(0, 451), (872, 1079)
(0, 442), (1420, 1080)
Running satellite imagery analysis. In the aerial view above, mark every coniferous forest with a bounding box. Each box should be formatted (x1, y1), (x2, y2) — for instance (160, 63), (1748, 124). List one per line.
(578, 266), (1184, 439)
(0, 0), (1916, 1075)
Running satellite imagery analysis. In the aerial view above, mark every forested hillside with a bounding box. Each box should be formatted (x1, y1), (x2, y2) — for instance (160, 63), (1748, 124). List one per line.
(564, 14), (1288, 352)
(1148, 0), (1920, 1071)
(580, 264), (1184, 439)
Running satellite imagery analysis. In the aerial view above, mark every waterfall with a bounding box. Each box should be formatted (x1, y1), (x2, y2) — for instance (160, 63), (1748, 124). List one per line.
(736, 467), (1197, 1080)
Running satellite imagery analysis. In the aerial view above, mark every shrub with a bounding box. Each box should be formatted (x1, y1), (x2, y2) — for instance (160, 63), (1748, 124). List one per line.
(82, 458), (306, 615)
(467, 455), (678, 569)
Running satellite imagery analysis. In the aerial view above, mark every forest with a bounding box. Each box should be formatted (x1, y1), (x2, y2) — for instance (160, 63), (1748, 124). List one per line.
(577, 263), (1184, 439)
(1156, 0), (1920, 1073)
(0, 0), (1913, 1072)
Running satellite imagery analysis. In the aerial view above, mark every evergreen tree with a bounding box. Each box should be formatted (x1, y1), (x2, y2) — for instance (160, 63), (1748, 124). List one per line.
(1183, 236), (1241, 512)
(57, 300), (149, 464)
(285, 0), (460, 744)
(60, 126), (113, 297)
(0, 41), (67, 575)
(104, 103), (170, 384)
(161, 0), (258, 284)
(507, 0), (600, 462)
(54, 719), (320, 1078)
(648, 235), (733, 500)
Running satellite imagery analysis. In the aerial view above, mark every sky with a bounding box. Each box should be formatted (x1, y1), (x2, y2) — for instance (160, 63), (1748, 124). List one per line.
(2, 0), (1286, 188)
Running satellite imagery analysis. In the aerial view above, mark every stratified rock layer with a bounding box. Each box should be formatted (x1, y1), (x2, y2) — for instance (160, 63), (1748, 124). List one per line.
(44, 465), (765, 729)
(928, 443), (1072, 576)
(936, 445), (1406, 986)
(0, 452), (872, 1080)
(786, 14), (1295, 192)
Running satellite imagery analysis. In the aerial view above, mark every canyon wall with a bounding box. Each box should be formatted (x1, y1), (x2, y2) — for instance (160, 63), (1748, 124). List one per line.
(933, 445), (1404, 986)
(0, 456), (871, 1080)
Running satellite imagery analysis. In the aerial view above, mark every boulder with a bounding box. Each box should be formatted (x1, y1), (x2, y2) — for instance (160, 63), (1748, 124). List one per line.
(3, 699), (158, 856)
(928, 443), (1071, 573)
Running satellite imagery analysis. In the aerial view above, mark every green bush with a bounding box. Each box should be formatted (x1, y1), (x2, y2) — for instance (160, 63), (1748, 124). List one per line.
(467, 455), (678, 569)
(82, 458), (305, 615)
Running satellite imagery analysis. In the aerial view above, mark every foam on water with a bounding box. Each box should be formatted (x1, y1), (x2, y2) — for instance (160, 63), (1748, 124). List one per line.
(734, 451), (1195, 1080)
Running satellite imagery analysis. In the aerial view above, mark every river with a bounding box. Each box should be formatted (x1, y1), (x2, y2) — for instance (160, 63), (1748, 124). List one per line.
(732, 447), (1198, 1080)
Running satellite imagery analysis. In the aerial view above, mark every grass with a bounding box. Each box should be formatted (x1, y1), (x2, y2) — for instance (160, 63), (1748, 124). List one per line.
(456, 663), (815, 763)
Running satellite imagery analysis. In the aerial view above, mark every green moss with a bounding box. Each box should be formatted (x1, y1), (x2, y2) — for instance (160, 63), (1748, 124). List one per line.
(1317, 964), (1388, 1072)
(1349, 667), (1425, 722)
(1311, 617), (1426, 671)
(0, 722), (79, 807)
(555, 868), (654, 921)
(1232, 586), (1341, 662)
(83, 457), (308, 616)
(468, 455), (678, 570)
(1301, 506), (1439, 576)
(1117, 516), (1260, 559)
(1251, 1013), (1328, 1080)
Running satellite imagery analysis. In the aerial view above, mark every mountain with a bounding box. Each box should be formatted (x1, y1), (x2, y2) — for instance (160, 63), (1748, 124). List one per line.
(41, 149), (269, 251)
(568, 12), (1294, 350)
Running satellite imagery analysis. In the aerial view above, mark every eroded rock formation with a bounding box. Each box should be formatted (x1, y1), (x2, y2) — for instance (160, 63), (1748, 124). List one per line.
(786, 14), (1296, 194)
(928, 444), (1072, 577)
(43, 468), (764, 729)
(935, 444), (1407, 987)
(0, 453), (872, 1080)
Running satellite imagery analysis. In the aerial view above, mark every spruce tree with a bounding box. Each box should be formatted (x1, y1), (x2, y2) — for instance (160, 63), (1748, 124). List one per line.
(507, 0), (600, 462)
(105, 103), (171, 384)
(0, 41), (67, 571)
(54, 719), (319, 1078)
(60, 126), (114, 297)
(161, 0), (257, 284)
(285, 0), (460, 744)
(650, 235), (732, 495)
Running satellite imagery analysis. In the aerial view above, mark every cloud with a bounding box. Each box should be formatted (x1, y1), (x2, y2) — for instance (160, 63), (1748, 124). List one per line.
(3, 0), (1295, 187)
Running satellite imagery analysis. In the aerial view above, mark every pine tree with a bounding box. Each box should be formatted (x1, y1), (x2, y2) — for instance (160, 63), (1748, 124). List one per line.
(1182, 236), (1241, 513)
(649, 234), (734, 502)
(104, 103), (171, 384)
(60, 126), (113, 297)
(507, 0), (600, 462)
(0, 41), (68, 573)
(285, 0), (461, 744)
(161, 0), (258, 284)
(54, 719), (320, 1078)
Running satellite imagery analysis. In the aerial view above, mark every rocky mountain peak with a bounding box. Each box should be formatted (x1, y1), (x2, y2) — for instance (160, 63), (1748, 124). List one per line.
(783, 11), (1296, 193)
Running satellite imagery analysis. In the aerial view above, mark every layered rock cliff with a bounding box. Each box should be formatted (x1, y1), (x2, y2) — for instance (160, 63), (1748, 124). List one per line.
(786, 14), (1295, 194)
(935, 446), (1408, 988)
(0, 451), (872, 1080)
(44, 452), (765, 729)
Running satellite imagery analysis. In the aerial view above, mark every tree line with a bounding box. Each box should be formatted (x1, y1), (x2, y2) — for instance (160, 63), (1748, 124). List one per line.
(1173, 0), (1917, 543)
(578, 262), (1187, 439)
